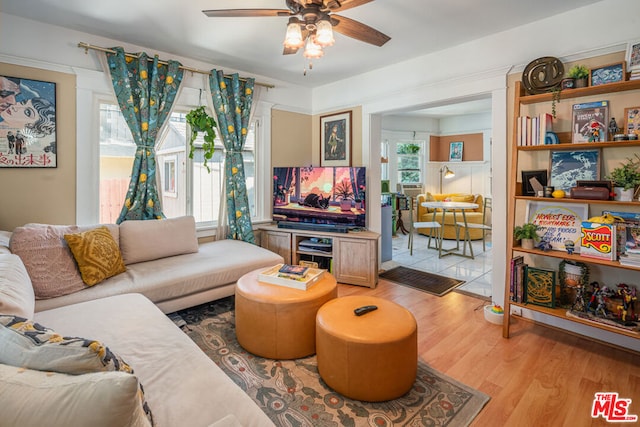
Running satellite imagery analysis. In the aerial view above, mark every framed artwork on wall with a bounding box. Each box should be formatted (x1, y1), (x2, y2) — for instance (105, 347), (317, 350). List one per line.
(0, 75), (57, 168)
(625, 39), (640, 71)
(449, 141), (463, 162)
(320, 111), (351, 167)
(623, 106), (640, 137)
(525, 200), (588, 253)
(589, 62), (626, 86)
(521, 169), (548, 196)
(549, 149), (600, 193)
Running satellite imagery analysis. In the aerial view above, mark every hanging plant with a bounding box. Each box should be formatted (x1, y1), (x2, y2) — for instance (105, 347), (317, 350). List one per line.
(186, 106), (217, 172)
(551, 85), (562, 119)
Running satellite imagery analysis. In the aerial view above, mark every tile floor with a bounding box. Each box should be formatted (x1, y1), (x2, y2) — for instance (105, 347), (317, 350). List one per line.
(382, 230), (493, 300)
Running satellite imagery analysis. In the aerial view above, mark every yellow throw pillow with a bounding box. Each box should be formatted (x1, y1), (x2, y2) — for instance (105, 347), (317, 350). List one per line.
(64, 226), (126, 286)
(449, 194), (475, 203)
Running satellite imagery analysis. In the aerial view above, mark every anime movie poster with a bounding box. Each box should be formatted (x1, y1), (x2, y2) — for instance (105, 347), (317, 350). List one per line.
(0, 75), (56, 168)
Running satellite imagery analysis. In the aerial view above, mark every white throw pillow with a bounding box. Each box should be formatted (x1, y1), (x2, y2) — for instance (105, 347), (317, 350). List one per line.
(119, 216), (198, 265)
(0, 315), (154, 425)
(0, 364), (152, 427)
(0, 254), (35, 319)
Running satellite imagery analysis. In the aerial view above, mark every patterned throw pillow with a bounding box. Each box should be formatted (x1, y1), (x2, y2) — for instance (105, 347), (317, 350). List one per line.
(64, 226), (126, 286)
(0, 315), (154, 425)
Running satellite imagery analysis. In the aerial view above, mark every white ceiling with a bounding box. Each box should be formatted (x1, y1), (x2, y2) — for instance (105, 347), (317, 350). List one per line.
(2, 0), (603, 90)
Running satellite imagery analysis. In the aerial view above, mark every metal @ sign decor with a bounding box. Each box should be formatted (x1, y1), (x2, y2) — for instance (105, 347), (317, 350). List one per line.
(522, 56), (565, 95)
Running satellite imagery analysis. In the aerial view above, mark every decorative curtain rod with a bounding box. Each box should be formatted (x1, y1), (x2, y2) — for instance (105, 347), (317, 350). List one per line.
(77, 42), (274, 89)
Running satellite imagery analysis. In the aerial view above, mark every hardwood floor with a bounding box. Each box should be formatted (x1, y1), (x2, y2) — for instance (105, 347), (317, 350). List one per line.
(338, 280), (640, 427)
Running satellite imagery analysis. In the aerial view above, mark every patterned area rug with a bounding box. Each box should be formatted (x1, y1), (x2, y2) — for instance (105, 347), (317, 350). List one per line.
(379, 266), (465, 296)
(170, 297), (489, 427)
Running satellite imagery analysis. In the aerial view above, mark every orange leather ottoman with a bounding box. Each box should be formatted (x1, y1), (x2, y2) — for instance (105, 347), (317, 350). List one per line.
(316, 295), (417, 402)
(235, 268), (338, 359)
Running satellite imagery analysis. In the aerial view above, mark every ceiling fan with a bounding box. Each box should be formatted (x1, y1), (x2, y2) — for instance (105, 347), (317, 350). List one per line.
(202, 0), (390, 58)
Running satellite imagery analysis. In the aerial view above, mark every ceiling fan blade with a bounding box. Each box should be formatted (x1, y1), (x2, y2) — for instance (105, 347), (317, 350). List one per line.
(331, 14), (390, 47)
(202, 9), (292, 18)
(325, 0), (374, 12)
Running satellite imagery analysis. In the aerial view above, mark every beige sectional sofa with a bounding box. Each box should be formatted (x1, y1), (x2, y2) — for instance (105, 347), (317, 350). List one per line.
(0, 216), (283, 426)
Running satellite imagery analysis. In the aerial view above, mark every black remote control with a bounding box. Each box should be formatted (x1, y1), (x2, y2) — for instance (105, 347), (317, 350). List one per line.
(354, 305), (378, 316)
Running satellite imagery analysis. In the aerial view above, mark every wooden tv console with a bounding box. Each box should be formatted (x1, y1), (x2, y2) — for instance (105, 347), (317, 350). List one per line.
(258, 224), (379, 288)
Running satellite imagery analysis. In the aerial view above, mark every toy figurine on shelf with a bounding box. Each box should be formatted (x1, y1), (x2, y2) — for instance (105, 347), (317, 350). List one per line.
(581, 118), (606, 142)
(588, 282), (612, 318)
(616, 284), (637, 323)
(609, 117), (620, 137)
(564, 240), (575, 255)
(571, 285), (587, 313)
(535, 239), (552, 251)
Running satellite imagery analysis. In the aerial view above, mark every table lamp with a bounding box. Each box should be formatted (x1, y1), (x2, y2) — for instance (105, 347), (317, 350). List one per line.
(439, 165), (455, 193)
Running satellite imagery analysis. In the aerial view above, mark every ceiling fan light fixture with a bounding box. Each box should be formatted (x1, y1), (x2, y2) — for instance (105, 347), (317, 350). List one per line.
(315, 19), (334, 47)
(303, 35), (323, 59)
(283, 21), (304, 49)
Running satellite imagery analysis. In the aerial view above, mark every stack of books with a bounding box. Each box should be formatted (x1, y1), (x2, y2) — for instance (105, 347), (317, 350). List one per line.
(630, 70), (640, 81)
(258, 263), (325, 290)
(620, 248), (640, 267)
(516, 113), (553, 146)
(509, 255), (526, 303)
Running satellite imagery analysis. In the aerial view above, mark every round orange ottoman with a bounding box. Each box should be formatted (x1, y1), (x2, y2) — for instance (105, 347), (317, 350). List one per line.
(316, 295), (417, 402)
(235, 268), (337, 359)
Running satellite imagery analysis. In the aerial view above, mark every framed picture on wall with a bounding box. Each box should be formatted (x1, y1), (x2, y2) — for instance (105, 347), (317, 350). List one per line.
(549, 149), (600, 193)
(521, 169), (548, 196)
(320, 111), (351, 166)
(449, 141), (463, 162)
(626, 39), (640, 71)
(624, 106), (640, 137)
(0, 75), (57, 168)
(589, 62), (626, 86)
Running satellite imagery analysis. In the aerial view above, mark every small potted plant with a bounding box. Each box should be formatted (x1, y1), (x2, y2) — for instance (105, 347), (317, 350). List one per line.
(568, 64), (589, 88)
(605, 155), (640, 201)
(514, 222), (539, 249)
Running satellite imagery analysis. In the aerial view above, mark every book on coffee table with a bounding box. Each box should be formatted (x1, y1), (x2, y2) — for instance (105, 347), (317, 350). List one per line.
(258, 264), (325, 290)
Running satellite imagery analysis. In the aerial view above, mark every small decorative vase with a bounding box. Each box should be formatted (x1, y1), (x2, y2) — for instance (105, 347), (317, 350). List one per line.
(613, 187), (634, 202)
(521, 239), (535, 250)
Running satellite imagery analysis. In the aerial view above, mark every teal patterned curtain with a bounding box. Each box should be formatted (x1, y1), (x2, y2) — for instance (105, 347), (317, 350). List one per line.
(209, 70), (255, 243)
(105, 47), (184, 223)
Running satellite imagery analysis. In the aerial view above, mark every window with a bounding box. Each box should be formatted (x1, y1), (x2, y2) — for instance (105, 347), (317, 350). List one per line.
(99, 103), (260, 228)
(396, 142), (423, 184)
(163, 156), (177, 196)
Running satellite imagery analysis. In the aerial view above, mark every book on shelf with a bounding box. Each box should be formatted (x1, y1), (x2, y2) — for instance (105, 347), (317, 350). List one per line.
(571, 100), (609, 143)
(516, 113), (553, 146)
(579, 221), (617, 261)
(524, 266), (557, 308)
(602, 210), (640, 252)
(619, 250), (640, 267)
(258, 264), (325, 290)
(539, 112), (553, 145)
(509, 255), (525, 303)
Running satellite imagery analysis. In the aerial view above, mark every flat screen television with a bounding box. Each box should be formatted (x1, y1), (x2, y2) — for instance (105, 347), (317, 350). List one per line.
(273, 166), (366, 229)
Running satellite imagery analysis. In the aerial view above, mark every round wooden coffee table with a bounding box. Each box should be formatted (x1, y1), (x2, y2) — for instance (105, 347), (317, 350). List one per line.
(235, 267), (338, 359)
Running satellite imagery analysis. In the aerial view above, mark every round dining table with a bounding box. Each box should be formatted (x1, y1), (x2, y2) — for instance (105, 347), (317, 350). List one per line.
(420, 201), (479, 259)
